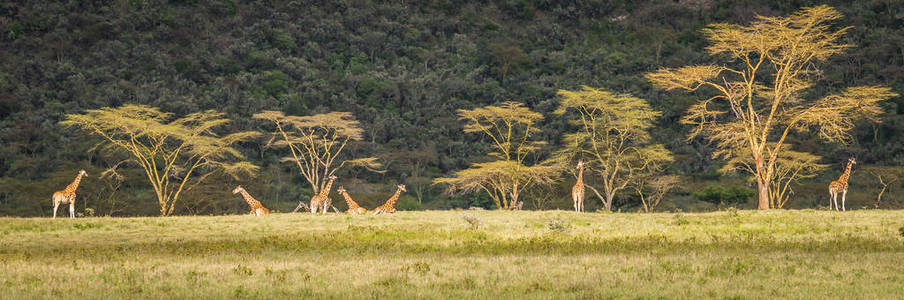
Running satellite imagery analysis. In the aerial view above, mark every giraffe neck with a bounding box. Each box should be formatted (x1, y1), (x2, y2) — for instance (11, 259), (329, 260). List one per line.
(341, 192), (359, 208)
(386, 189), (402, 206)
(838, 163), (853, 183)
(240, 190), (258, 206)
(576, 165), (584, 184)
(65, 174), (84, 193)
(320, 177), (336, 196)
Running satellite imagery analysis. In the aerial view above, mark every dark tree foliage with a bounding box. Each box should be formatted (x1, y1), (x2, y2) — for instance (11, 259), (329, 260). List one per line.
(693, 186), (755, 205)
(0, 0), (901, 215)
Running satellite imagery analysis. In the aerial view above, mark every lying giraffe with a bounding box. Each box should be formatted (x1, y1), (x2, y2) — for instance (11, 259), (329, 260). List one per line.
(337, 186), (367, 215)
(372, 184), (406, 215)
(52, 169), (88, 219)
(828, 157), (856, 211)
(233, 185), (269, 216)
(309, 175), (337, 213)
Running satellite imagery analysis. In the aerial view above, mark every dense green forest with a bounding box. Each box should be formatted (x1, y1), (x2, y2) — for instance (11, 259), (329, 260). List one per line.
(1, 0), (902, 216)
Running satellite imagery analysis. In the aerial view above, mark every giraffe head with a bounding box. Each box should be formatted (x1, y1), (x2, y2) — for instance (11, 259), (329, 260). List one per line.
(848, 157), (857, 166)
(79, 169), (88, 177)
(329, 175), (338, 180)
(398, 184), (407, 193)
(576, 160), (584, 168)
(232, 185), (244, 194)
(337, 186), (347, 194)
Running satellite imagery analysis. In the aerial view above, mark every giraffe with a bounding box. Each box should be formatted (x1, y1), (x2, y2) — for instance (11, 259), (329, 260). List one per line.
(309, 175), (337, 213)
(828, 157), (856, 211)
(572, 160), (585, 212)
(52, 169), (88, 219)
(233, 185), (269, 216)
(337, 186), (367, 215)
(372, 184), (406, 215)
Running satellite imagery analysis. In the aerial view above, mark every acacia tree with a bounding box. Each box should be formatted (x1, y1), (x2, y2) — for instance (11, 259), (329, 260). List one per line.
(62, 105), (260, 216)
(721, 147), (827, 209)
(633, 175), (679, 213)
(863, 166), (904, 208)
(434, 102), (557, 210)
(645, 5), (897, 209)
(554, 86), (674, 211)
(488, 43), (528, 81)
(254, 111), (381, 211)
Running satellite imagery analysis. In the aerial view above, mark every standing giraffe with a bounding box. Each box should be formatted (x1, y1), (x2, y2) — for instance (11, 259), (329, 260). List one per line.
(337, 186), (367, 215)
(233, 185), (269, 216)
(309, 175), (337, 213)
(828, 157), (856, 211)
(572, 160), (586, 212)
(52, 169), (88, 219)
(372, 184), (406, 215)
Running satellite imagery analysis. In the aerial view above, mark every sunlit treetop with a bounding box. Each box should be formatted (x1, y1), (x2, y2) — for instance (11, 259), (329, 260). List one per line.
(555, 85), (662, 142)
(254, 110), (365, 141)
(456, 101), (545, 162)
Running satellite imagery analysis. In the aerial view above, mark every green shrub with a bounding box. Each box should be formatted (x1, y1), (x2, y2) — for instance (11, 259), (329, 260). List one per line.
(500, 0), (535, 20)
(448, 193), (494, 209)
(173, 59), (191, 73)
(347, 55), (371, 75)
(263, 70), (289, 97)
(269, 29), (296, 51)
(693, 186), (754, 205)
(396, 195), (421, 211)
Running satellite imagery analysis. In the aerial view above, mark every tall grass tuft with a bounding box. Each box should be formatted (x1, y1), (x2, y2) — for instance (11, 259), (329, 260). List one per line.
(461, 214), (482, 230)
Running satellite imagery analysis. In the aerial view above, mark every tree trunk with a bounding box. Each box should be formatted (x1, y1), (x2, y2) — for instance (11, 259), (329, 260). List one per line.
(605, 193), (614, 211)
(757, 179), (770, 210)
(510, 183), (519, 210)
(875, 185), (887, 209)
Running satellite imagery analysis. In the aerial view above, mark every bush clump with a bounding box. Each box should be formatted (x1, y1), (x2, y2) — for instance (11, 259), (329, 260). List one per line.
(693, 186), (755, 205)
(396, 195), (421, 211)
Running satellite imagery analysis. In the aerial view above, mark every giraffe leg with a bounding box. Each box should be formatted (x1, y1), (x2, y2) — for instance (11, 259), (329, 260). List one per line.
(828, 191), (834, 210)
(69, 201), (75, 218)
(52, 201), (59, 219)
(832, 192), (839, 211)
(842, 190), (847, 212)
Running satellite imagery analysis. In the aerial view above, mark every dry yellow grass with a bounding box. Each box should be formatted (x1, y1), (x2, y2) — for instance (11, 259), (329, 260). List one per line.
(1, 210), (903, 298)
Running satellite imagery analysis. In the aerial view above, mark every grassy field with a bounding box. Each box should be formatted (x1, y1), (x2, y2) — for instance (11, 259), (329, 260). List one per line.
(1, 210), (903, 299)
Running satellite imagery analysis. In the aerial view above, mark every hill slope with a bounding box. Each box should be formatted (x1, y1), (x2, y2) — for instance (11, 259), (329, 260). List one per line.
(1, 0), (903, 215)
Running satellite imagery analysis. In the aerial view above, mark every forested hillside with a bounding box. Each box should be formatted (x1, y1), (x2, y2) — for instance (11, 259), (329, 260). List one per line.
(1, 0), (902, 216)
